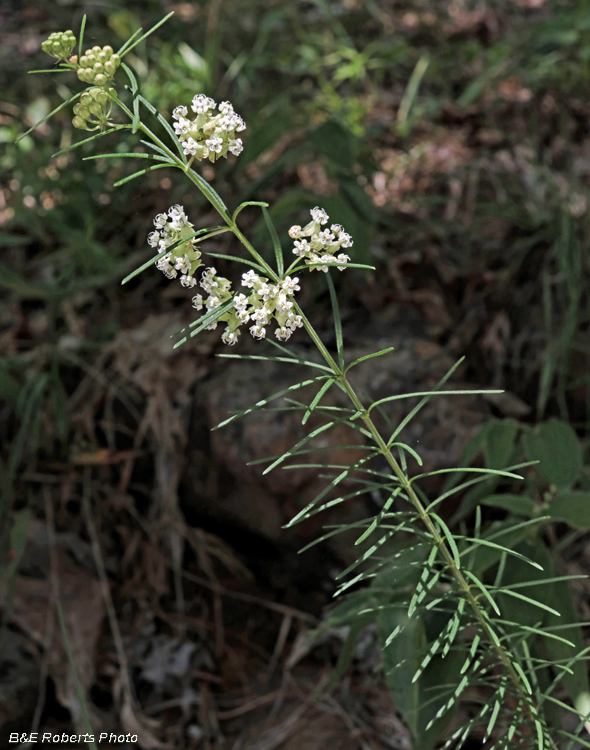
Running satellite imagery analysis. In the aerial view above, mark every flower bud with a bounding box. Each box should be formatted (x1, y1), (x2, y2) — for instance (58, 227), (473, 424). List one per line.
(69, 54), (78, 64)
(103, 45), (113, 58)
(80, 55), (89, 67)
(88, 102), (102, 116)
(110, 53), (120, 68)
(94, 73), (107, 87)
(93, 62), (104, 74)
(72, 115), (87, 129)
(104, 60), (115, 76)
(97, 51), (108, 63)
(92, 45), (101, 54)
(77, 106), (91, 119)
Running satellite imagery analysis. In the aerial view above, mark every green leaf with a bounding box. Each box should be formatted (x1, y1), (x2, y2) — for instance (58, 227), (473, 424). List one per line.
(523, 417), (582, 488)
(232, 200), (269, 222)
(51, 125), (131, 157)
(202, 252), (267, 273)
(78, 14), (87, 61)
(17, 91), (81, 142)
(113, 162), (171, 187)
(137, 94), (186, 162)
(187, 166), (230, 221)
(212, 375), (330, 431)
(345, 346), (395, 372)
(172, 298), (235, 348)
(120, 12), (174, 57)
(547, 491), (590, 529)
(481, 494), (537, 517)
(326, 273), (344, 371)
(261, 206), (284, 277)
(121, 61), (140, 133)
(302, 378), (335, 425)
(216, 352), (331, 373)
(485, 418), (519, 470)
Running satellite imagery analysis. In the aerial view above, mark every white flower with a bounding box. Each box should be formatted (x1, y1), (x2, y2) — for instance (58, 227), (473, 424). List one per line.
(165, 267), (178, 279)
(174, 254), (190, 272)
(251, 307), (271, 325)
(275, 326), (292, 341)
(192, 294), (203, 310)
(173, 117), (191, 136)
(182, 137), (199, 156)
(228, 139), (243, 156)
(172, 105), (188, 120)
(191, 94), (216, 114)
(234, 293), (249, 310)
(221, 328), (239, 345)
(219, 101), (234, 115)
(242, 270), (260, 288)
(180, 274), (197, 288)
(336, 253), (350, 270)
(234, 116), (246, 132)
(293, 239), (310, 257)
(205, 321), (218, 331)
(206, 295), (221, 309)
(339, 232), (353, 248)
(148, 231), (160, 248)
(205, 136), (223, 153)
(250, 324), (266, 339)
(331, 224), (343, 234)
(154, 213), (167, 229)
(310, 206), (329, 225)
(281, 276), (300, 294)
(286, 314), (303, 330)
(317, 229), (335, 246)
(236, 309), (251, 324)
(289, 225), (302, 239)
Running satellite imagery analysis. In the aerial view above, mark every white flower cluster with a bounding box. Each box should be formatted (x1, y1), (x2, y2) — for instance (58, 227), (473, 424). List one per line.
(192, 269), (303, 345)
(289, 206), (353, 273)
(150, 205), (202, 287)
(172, 96), (246, 163)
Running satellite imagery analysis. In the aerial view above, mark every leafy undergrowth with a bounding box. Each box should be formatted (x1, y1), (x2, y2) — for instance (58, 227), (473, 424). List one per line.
(1, 0), (590, 747)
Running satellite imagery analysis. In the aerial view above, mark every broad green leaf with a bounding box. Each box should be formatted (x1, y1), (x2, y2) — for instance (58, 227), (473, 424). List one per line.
(547, 491), (590, 529)
(485, 418), (519, 470)
(523, 417), (582, 488)
(481, 494), (537, 517)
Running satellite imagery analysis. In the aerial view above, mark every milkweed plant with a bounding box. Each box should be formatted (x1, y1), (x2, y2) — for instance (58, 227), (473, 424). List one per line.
(28, 14), (590, 750)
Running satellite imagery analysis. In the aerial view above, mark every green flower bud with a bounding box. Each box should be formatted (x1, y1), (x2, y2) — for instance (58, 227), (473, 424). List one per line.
(104, 60), (115, 76)
(93, 62), (104, 74)
(78, 106), (91, 119)
(72, 116), (87, 129)
(110, 54), (120, 68)
(77, 68), (87, 82)
(88, 102), (102, 116)
(103, 45), (113, 58)
(94, 73), (107, 87)
(97, 51), (108, 63)
(80, 55), (89, 67)
(42, 29), (76, 59)
(73, 103), (82, 115)
(80, 92), (92, 105)
(92, 88), (108, 105)
(92, 46), (101, 54)
(85, 49), (92, 56)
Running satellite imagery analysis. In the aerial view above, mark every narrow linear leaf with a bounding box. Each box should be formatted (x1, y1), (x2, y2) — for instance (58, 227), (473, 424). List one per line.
(431, 511), (461, 568)
(173, 298), (236, 349)
(303, 378), (335, 425)
(232, 200), (269, 222)
(345, 347), (395, 373)
(114, 162), (171, 187)
(261, 206), (284, 277)
(137, 94), (186, 162)
(464, 570), (500, 615)
(78, 14), (87, 60)
(213, 376), (329, 431)
(120, 12), (175, 58)
(203, 252), (267, 273)
(51, 125), (131, 157)
(326, 273), (344, 371)
(18, 91), (81, 141)
(117, 27), (142, 56)
(215, 353), (331, 372)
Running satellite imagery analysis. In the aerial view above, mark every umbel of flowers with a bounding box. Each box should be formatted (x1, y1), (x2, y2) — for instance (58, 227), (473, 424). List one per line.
(172, 95), (246, 163)
(77, 45), (121, 86)
(150, 205), (203, 287)
(192, 270), (303, 345)
(289, 207), (353, 272)
(41, 30), (76, 61)
(72, 87), (116, 131)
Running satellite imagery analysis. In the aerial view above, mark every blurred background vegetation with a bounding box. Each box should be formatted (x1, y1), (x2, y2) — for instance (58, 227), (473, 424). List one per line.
(2, 0), (590, 747)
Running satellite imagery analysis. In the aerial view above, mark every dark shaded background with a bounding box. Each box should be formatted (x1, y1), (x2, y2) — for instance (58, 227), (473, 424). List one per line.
(1, 0), (590, 748)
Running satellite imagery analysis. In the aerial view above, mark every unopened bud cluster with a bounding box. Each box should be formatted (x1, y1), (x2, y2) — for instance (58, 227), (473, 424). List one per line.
(150, 206), (203, 287)
(41, 30), (76, 61)
(77, 46), (120, 86)
(192, 270), (303, 345)
(172, 96), (245, 162)
(289, 207), (352, 273)
(72, 87), (115, 130)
